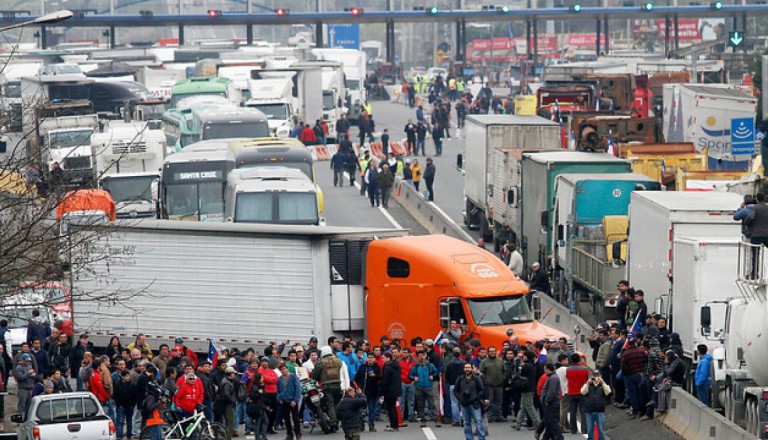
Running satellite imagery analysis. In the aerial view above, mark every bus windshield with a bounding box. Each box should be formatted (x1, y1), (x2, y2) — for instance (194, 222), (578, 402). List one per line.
(101, 175), (156, 204)
(170, 92), (227, 109)
(48, 130), (93, 149)
(467, 295), (533, 326)
(238, 161), (313, 182)
(164, 182), (224, 222)
(235, 192), (318, 225)
(202, 121), (269, 140)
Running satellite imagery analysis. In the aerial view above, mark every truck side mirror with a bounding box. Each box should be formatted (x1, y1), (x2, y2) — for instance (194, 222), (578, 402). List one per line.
(701, 306), (711, 335)
(439, 301), (451, 329)
(456, 154), (463, 170)
(540, 211), (549, 230)
(508, 186), (521, 208)
(531, 293), (541, 319)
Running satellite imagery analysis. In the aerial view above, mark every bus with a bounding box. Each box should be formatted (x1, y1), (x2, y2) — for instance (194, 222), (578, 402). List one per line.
(227, 137), (323, 212)
(162, 107), (268, 151)
(197, 108), (270, 141)
(160, 140), (234, 222)
(169, 77), (238, 109)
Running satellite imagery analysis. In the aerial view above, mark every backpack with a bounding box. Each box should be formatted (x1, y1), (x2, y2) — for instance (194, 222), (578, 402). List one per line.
(321, 357), (341, 382)
(140, 395), (153, 419)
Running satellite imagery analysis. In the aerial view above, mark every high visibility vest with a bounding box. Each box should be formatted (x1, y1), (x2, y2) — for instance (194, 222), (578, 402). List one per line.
(457, 80), (465, 92)
(360, 158), (371, 176)
(396, 160), (404, 176)
(448, 79), (457, 91)
(364, 103), (372, 116)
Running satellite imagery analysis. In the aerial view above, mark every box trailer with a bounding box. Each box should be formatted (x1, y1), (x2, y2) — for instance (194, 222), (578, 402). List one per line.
(627, 191), (742, 315)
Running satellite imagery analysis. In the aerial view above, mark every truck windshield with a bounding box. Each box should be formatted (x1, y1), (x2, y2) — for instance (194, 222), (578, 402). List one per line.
(4, 81), (21, 98)
(1, 306), (38, 328)
(322, 91), (335, 111)
(235, 192), (318, 224)
(345, 79), (360, 90)
(202, 121), (269, 140)
(101, 176), (156, 203)
(251, 103), (288, 121)
(48, 130), (93, 149)
(165, 182), (224, 222)
(170, 92), (226, 108)
(467, 296), (533, 325)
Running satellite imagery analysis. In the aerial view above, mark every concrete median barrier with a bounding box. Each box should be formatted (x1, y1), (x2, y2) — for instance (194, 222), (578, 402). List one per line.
(659, 387), (752, 440)
(391, 178), (473, 242)
(535, 293), (595, 360)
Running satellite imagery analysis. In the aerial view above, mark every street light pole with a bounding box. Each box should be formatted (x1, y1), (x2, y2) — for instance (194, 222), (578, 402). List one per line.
(0, 9), (73, 33)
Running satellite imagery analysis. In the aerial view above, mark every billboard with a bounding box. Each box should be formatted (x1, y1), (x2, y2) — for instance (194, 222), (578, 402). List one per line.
(327, 23), (360, 49)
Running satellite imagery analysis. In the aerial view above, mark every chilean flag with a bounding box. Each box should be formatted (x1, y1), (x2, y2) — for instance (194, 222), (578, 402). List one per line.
(623, 312), (643, 351)
(208, 339), (221, 364)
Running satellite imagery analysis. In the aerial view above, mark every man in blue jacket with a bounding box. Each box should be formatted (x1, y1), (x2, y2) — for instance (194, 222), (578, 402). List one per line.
(277, 364), (303, 440)
(410, 350), (441, 428)
(694, 344), (713, 407)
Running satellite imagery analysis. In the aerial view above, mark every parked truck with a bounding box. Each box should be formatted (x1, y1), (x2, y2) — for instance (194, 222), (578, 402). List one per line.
(699, 241), (768, 438)
(245, 77), (295, 138)
(463, 115), (561, 245)
(551, 173), (660, 324)
(251, 67), (323, 128)
(663, 83), (757, 171)
(627, 191), (742, 330)
(519, 152), (631, 269)
(92, 117), (167, 219)
(292, 61), (346, 142)
(71, 224), (565, 352)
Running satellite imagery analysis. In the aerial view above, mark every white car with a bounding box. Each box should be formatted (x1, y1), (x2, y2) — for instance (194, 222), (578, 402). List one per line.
(13, 392), (117, 440)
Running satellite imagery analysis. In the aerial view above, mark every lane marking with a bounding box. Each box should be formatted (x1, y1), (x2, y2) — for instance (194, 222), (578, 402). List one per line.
(348, 172), (403, 230)
(422, 427), (438, 440)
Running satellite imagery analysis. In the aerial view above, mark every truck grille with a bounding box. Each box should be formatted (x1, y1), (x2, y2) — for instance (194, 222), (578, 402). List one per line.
(63, 156), (91, 170)
(111, 141), (147, 155)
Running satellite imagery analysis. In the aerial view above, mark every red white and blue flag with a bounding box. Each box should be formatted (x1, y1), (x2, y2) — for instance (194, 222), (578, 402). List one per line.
(208, 339), (221, 364)
(623, 312), (643, 350)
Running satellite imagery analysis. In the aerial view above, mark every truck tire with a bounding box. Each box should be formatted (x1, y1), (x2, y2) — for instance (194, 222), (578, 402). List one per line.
(480, 211), (492, 242)
(465, 200), (477, 229)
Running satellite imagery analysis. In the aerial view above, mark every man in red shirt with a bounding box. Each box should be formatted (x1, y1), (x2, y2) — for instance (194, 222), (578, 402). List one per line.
(300, 124), (317, 146)
(399, 347), (417, 422)
(174, 372), (204, 417)
(565, 353), (590, 434)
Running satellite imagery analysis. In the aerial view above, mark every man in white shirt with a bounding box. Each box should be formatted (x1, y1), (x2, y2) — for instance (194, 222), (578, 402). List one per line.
(507, 243), (523, 277)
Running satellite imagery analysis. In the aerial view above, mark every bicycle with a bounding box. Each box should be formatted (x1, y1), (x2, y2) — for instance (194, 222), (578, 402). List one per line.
(139, 408), (229, 440)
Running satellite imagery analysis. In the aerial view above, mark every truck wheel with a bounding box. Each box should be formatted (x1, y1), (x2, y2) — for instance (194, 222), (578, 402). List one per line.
(480, 212), (492, 242)
(465, 200), (477, 229)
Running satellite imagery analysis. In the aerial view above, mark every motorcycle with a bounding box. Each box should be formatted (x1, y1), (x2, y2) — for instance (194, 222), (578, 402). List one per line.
(301, 378), (332, 434)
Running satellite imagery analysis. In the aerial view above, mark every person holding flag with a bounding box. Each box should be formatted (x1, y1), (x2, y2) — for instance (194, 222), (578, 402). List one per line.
(620, 312), (648, 419)
(208, 339), (222, 365)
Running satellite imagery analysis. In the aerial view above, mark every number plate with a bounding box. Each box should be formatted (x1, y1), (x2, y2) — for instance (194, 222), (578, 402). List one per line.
(311, 395), (321, 404)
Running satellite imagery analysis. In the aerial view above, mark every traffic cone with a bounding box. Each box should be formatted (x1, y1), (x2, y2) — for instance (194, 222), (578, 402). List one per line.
(396, 398), (407, 427)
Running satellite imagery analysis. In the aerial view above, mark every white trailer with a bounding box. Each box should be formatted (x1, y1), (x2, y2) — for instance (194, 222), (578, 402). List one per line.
(663, 83), (757, 170)
(135, 68), (186, 102)
(245, 77), (294, 137)
(462, 115), (560, 244)
(71, 221), (405, 352)
(671, 236), (741, 359)
(627, 191), (742, 317)
(310, 48), (366, 105)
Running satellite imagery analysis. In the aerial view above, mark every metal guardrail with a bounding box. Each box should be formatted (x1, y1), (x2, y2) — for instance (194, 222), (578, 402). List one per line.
(736, 241), (767, 303)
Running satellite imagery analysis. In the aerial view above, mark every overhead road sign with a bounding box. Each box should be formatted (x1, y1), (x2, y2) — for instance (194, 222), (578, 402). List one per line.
(728, 30), (744, 48)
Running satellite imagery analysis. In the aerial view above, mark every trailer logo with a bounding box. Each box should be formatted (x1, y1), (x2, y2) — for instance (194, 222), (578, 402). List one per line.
(387, 322), (406, 339)
(470, 263), (499, 279)
(612, 189), (622, 198)
(730, 118), (755, 155)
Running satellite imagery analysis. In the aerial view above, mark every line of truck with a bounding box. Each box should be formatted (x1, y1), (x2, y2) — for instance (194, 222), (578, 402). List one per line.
(460, 112), (768, 436)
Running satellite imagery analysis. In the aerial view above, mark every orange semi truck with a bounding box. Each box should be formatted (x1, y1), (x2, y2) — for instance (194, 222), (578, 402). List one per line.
(70, 222), (565, 353)
(366, 235), (565, 348)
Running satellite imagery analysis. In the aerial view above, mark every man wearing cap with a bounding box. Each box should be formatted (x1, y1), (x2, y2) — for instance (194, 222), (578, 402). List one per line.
(174, 337), (198, 369)
(580, 369), (611, 440)
(216, 367), (238, 437)
(175, 371), (205, 418)
(304, 336), (319, 362)
(15, 353), (35, 415)
(312, 346), (344, 430)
